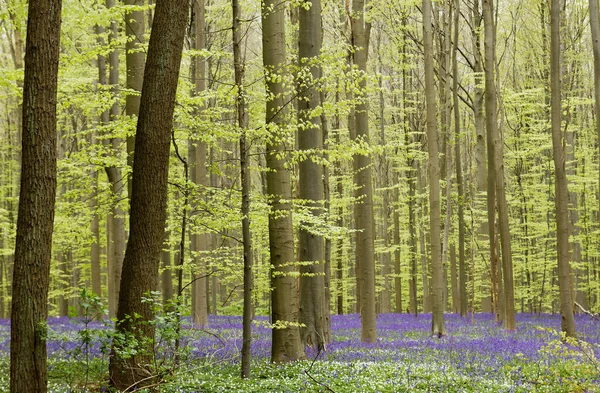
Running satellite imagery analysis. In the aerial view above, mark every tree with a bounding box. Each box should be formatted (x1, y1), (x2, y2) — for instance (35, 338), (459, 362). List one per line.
(190, 0), (209, 329)
(423, 0), (445, 337)
(591, 0), (600, 232)
(298, 0), (326, 350)
(108, 0), (190, 388)
(10, 0), (62, 391)
(350, 0), (377, 344)
(124, 0), (145, 193)
(482, 0), (515, 330)
(262, 0), (305, 363)
(452, 0), (467, 317)
(550, 0), (576, 338)
(233, 0), (254, 377)
(102, 0), (127, 319)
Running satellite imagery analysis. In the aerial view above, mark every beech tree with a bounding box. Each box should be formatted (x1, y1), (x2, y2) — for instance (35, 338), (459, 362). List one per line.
(10, 0), (62, 391)
(108, 0), (189, 388)
(423, 0), (445, 337)
(550, 0), (576, 338)
(262, 0), (305, 362)
(298, 0), (326, 350)
(351, 0), (377, 344)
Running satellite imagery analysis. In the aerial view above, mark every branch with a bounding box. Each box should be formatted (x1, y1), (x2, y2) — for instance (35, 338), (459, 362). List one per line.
(574, 302), (600, 321)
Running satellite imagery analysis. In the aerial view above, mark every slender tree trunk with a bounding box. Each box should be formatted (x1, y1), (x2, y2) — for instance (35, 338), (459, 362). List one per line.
(423, 0), (445, 336)
(350, 0), (377, 344)
(453, 0), (467, 317)
(483, 0), (515, 330)
(10, 0), (62, 391)
(298, 0), (326, 350)
(90, 168), (102, 299)
(470, 0), (490, 313)
(418, 169), (430, 313)
(102, 1), (127, 319)
(550, 0), (576, 338)
(161, 239), (173, 308)
(124, 0), (145, 195)
(109, 1), (189, 388)
(262, 0), (305, 363)
(233, 0), (254, 377)
(320, 91), (332, 342)
(189, 0), (209, 329)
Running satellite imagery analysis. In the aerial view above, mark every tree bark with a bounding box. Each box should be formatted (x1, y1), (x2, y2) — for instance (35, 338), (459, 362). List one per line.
(190, 0), (209, 329)
(298, 0), (326, 350)
(550, 0), (576, 338)
(262, 0), (306, 363)
(453, 0), (467, 317)
(124, 0), (146, 195)
(423, 0), (445, 336)
(109, 0), (189, 388)
(90, 168), (102, 299)
(483, 0), (515, 330)
(233, 0), (254, 377)
(470, 0), (490, 313)
(10, 0), (62, 391)
(350, 0), (377, 344)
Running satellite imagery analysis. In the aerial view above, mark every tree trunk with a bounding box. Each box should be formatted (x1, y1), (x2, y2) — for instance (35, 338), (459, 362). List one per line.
(10, 0), (62, 391)
(101, 1), (126, 319)
(190, 0), (209, 329)
(109, 0), (189, 388)
(161, 239), (173, 308)
(470, 0), (490, 313)
(550, 0), (576, 338)
(233, 0), (254, 377)
(350, 0), (377, 344)
(298, 0), (326, 350)
(124, 0), (146, 195)
(592, 0), (600, 227)
(90, 168), (102, 299)
(483, 0), (515, 330)
(262, 0), (305, 363)
(423, 0), (445, 337)
(453, 0), (467, 317)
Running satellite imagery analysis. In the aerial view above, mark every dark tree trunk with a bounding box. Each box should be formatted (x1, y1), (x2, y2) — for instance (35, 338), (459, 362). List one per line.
(10, 0), (62, 391)
(233, 0), (254, 378)
(108, 0), (190, 389)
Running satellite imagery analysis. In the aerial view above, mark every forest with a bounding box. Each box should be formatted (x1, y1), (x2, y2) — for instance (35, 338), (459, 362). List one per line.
(1, 0), (600, 391)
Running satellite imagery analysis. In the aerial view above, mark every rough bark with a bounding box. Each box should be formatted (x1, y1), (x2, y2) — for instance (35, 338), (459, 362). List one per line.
(423, 0), (445, 336)
(550, 0), (576, 338)
(262, 0), (306, 363)
(10, 0), (62, 391)
(108, 0), (189, 388)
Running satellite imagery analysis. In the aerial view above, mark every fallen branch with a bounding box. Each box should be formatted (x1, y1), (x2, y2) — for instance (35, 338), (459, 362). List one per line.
(574, 302), (600, 321)
(304, 348), (337, 393)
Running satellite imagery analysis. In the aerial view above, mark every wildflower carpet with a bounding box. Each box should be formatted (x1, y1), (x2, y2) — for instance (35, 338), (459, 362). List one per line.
(0, 313), (598, 392)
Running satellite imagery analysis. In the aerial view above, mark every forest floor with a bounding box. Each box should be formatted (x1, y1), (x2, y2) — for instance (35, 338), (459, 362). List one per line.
(0, 312), (598, 392)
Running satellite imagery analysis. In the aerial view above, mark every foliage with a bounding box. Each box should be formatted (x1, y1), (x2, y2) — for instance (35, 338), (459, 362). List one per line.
(1, 313), (599, 392)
